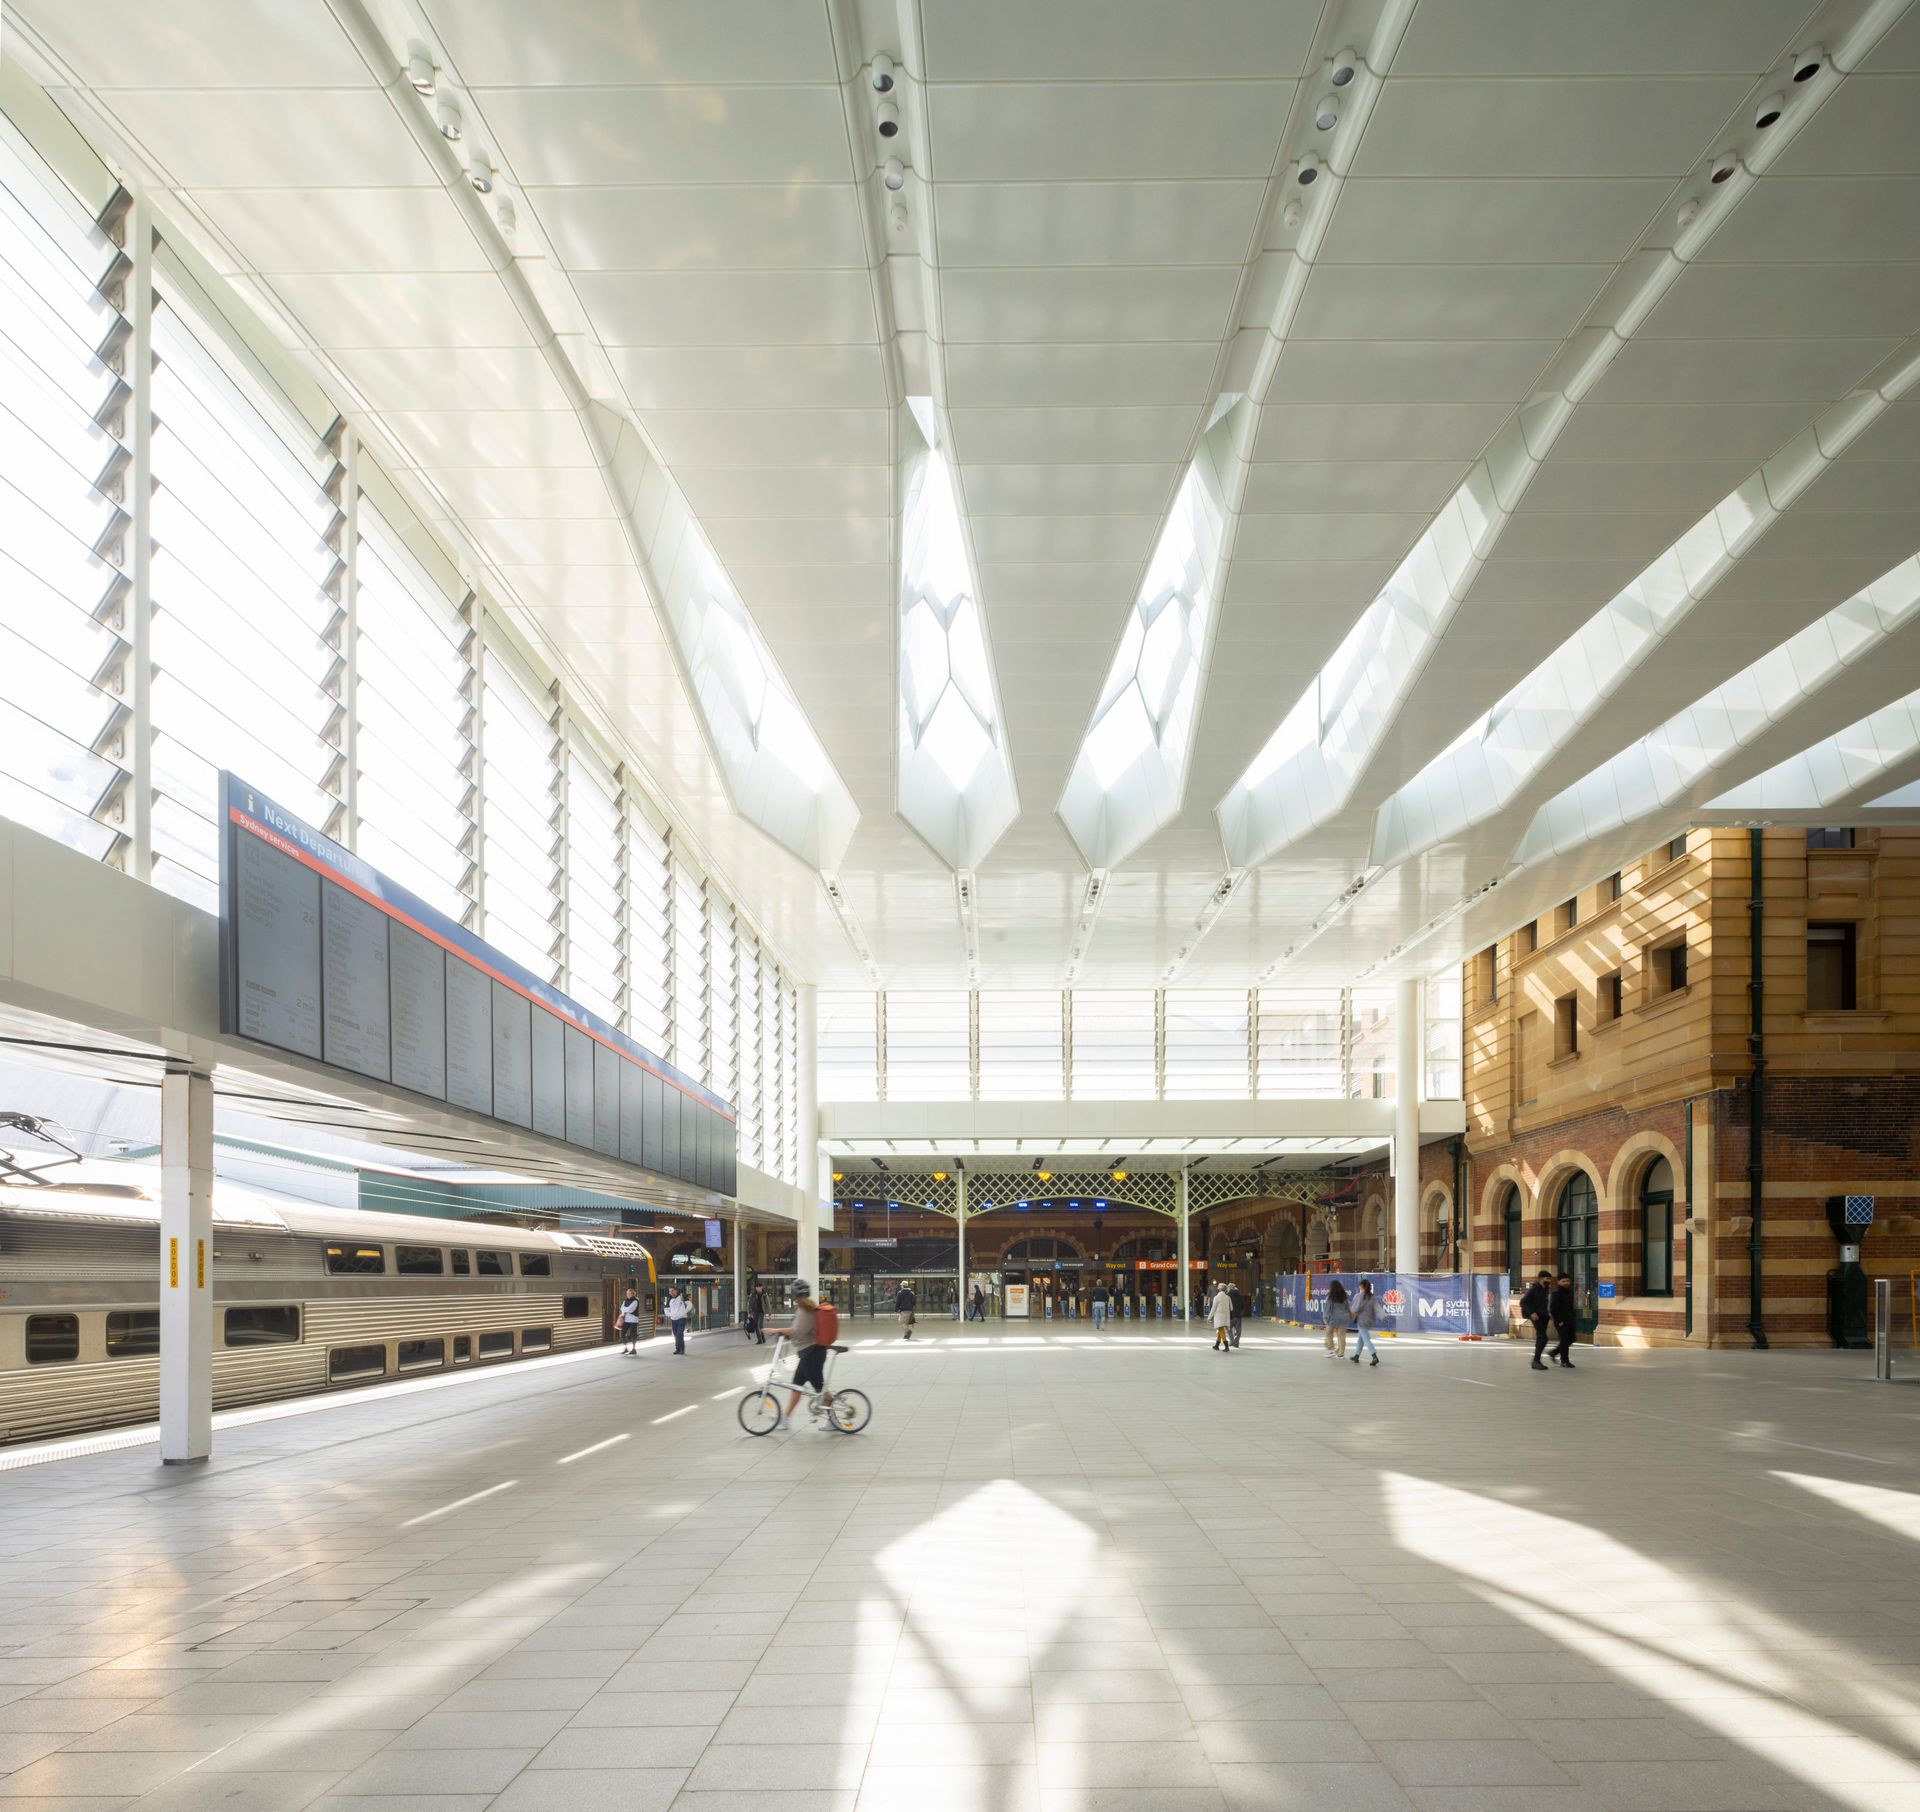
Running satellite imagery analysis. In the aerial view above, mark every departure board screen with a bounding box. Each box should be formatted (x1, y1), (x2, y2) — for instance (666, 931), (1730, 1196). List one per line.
(218, 774), (735, 1195)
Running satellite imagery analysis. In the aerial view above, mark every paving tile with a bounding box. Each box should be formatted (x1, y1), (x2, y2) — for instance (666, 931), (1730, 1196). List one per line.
(491, 1770), (686, 1812)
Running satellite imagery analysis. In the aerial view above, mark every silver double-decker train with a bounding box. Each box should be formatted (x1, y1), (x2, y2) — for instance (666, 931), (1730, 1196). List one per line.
(0, 1165), (654, 1447)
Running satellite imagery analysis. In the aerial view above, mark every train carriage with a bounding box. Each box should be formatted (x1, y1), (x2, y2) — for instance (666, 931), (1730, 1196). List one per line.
(0, 1170), (655, 1447)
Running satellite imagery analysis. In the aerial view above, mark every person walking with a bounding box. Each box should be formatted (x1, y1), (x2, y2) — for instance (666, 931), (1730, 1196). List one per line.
(1229, 1281), (1249, 1348)
(894, 1282), (917, 1340)
(1549, 1272), (1578, 1369)
(969, 1284), (985, 1322)
(1520, 1269), (1553, 1370)
(1350, 1278), (1381, 1367)
(1091, 1280), (1109, 1330)
(1210, 1279), (1235, 1351)
(747, 1283), (768, 1345)
(1323, 1278), (1352, 1359)
(665, 1284), (689, 1355)
(617, 1287), (641, 1354)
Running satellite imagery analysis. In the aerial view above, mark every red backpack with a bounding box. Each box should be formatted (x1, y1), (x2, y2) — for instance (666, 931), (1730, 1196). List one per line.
(814, 1302), (840, 1346)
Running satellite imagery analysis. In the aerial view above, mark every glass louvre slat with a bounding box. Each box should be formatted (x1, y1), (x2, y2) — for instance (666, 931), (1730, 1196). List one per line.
(670, 856), (709, 1083)
(1425, 973), (1463, 1101)
(148, 271), (334, 890)
(762, 956), (785, 1173)
(1348, 986), (1395, 1099)
(884, 992), (970, 1102)
(1164, 989), (1250, 1099)
(977, 991), (1062, 1099)
(563, 728), (623, 1024)
(355, 496), (474, 923)
(481, 631), (559, 980)
(737, 927), (762, 1166)
(1070, 990), (1157, 1099)
(0, 133), (127, 864)
(709, 897), (738, 1105)
(1255, 988), (1345, 1098)
(818, 990), (878, 1101)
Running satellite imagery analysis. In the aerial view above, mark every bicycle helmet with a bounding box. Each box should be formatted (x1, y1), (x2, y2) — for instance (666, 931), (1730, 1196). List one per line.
(792, 1280), (812, 1297)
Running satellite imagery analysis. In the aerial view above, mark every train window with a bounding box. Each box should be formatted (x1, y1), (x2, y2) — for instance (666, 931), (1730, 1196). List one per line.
(25, 1315), (80, 1364)
(563, 1295), (589, 1318)
(395, 1246), (444, 1276)
(397, 1338), (445, 1371)
(477, 1330), (513, 1358)
(475, 1251), (508, 1276)
(325, 1245), (386, 1275)
(521, 1327), (552, 1352)
(451, 1249), (471, 1275)
(518, 1253), (551, 1277)
(225, 1306), (300, 1346)
(452, 1335), (472, 1364)
(328, 1344), (386, 1381)
(105, 1311), (160, 1358)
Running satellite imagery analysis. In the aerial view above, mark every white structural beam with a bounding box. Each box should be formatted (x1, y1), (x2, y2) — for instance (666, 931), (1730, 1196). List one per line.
(1176, 1167), (1192, 1333)
(1393, 979), (1420, 1276)
(818, 1096), (1464, 1147)
(159, 1067), (213, 1465)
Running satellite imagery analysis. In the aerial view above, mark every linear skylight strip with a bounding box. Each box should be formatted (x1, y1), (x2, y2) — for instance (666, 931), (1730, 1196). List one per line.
(1703, 688), (1920, 816)
(1370, 344), (1920, 872)
(1058, 407), (1238, 870)
(896, 402), (1016, 871)
(1215, 0), (1911, 873)
(608, 408), (859, 872)
(1512, 551), (1920, 868)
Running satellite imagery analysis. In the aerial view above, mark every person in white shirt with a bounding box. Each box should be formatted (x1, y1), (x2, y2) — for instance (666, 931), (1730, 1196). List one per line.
(617, 1288), (641, 1354)
(665, 1286), (689, 1354)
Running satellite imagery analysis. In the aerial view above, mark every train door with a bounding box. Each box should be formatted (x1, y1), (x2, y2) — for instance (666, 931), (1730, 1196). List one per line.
(601, 1278), (621, 1343)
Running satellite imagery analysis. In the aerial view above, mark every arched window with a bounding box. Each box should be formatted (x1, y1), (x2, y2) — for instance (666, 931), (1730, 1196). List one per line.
(1501, 1185), (1523, 1288)
(1640, 1156), (1674, 1297)
(1557, 1171), (1599, 1322)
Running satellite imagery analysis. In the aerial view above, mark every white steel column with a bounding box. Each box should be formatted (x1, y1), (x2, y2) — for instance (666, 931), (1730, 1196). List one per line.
(1394, 977), (1422, 1276)
(1177, 1167), (1192, 1328)
(955, 1170), (968, 1321)
(159, 1068), (214, 1464)
(796, 981), (821, 1289)
(732, 1213), (744, 1326)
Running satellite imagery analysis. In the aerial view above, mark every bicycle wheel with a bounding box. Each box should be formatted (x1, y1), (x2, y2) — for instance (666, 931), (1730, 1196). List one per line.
(826, 1389), (870, 1434)
(737, 1389), (783, 1436)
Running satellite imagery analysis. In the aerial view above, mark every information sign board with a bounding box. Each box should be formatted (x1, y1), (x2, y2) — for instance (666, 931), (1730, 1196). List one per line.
(219, 773), (734, 1195)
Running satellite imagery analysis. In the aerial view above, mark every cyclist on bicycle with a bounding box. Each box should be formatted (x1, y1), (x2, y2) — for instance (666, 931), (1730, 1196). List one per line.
(779, 1282), (833, 1426)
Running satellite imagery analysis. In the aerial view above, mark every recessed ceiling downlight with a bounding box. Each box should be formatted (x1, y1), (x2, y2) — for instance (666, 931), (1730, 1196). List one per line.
(877, 101), (900, 138)
(1794, 47), (1824, 81)
(872, 53), (896, 93)
(1315, 94), (1340, 131)
(1296, 155), (1323, 186)
(1710, 151), (1738, 185)
(1330, 48), (1358, 86)
(1754, 93), (1784, 128)
(436, 97), (463, 141)
(469, 152), (494, 195)
(883, 156), (905, 191)
(407, 51), (435, 96)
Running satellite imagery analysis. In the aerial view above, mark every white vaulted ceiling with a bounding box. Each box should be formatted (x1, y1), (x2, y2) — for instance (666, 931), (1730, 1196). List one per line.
(11, 0), (1920, 991)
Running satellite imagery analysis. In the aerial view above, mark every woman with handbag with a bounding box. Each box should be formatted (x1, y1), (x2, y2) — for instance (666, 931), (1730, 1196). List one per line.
(1323, 1279), (1352, 1360)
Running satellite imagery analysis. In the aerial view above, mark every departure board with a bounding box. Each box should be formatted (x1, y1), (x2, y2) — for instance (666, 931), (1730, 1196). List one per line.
(218, 774), (736, 1195)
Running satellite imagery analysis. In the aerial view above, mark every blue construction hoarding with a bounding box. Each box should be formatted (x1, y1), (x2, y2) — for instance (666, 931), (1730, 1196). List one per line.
(1275, 1273), (1513, 1337)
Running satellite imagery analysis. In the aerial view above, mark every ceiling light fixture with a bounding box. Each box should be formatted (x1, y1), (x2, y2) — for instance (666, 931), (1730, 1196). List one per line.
(871, 53), (896, 93)
(1295, 154), (1323, 186)
(883, 156), (905, 191)
(406, 50), (435, 96)
(877, 101), (900, 138)
(1329, 47), (1359, 86)
(1753, 93), (1784, 128)
(1710, 150), (1739, 184)
(1282, 198), (1303, 230)
(468, 152), (494, 194)
(1314, 94), (1340, 131)
(889, 203), (909, 233)
(436, 97), (463, 141)
(1793, 47), (1824, 81)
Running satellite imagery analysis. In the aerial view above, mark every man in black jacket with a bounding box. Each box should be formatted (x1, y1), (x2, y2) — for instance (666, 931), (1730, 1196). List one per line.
(895, 1283), (916, 1340)
(1520, 1270), (1553, 1370)
(1549, 1273), (1578, 1368)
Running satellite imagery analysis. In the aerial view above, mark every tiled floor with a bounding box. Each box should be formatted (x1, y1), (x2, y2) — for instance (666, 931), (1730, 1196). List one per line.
(4, 1321), (1920, 1811)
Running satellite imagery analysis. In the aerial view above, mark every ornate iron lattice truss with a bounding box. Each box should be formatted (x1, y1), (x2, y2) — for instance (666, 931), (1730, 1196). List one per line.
(830, 1169), (1354, 1223)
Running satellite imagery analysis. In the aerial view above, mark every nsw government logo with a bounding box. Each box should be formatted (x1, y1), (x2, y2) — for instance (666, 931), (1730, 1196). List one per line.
(1381, 1287), (1406, 1316)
